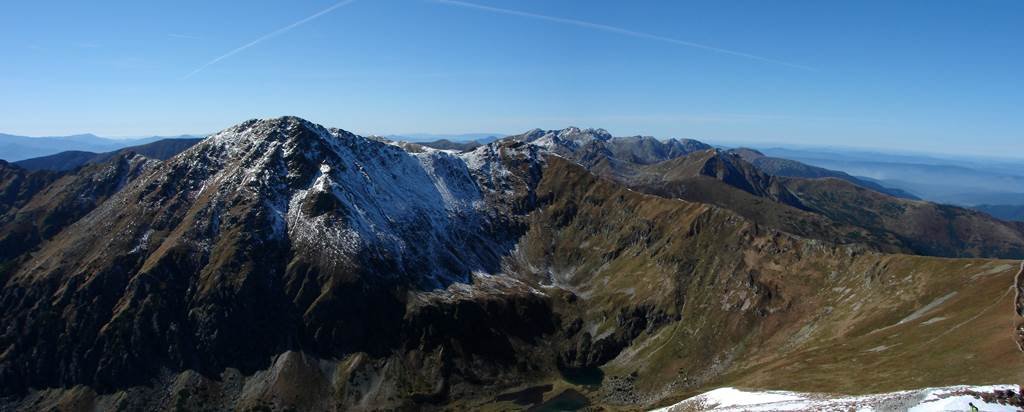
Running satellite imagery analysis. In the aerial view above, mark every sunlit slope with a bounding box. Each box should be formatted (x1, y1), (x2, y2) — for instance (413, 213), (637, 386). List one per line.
(513, 157), (1023, 408)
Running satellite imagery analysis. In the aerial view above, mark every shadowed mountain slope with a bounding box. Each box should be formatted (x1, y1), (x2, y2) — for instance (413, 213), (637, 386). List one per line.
(0, 117), (545, 402)
(0, 160), (59, 216)
(0, 153), (155, 266)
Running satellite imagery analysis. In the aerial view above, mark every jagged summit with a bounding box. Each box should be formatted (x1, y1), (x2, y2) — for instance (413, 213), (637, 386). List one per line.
(204, 116), (357, 148)
(508, 127), (614, 153)
(514, 126), (612, 142)
(499, 126), (712, 176)
(506, 126), (709, 155)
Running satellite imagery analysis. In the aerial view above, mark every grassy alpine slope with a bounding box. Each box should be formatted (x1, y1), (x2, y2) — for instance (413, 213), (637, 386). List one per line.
(484, 157), (1024, 409)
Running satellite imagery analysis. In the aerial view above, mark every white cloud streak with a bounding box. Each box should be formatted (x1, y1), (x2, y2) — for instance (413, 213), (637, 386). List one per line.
(169, 33), (203, 40)
(432, 0), (815, 71)
(183, 0), (357, 79)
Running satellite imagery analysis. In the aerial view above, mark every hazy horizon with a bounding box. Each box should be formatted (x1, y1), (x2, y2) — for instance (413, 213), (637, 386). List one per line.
(5, 119), (1024, 162)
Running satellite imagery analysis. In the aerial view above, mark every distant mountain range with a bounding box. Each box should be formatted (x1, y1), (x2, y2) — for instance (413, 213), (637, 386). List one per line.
(726, 148), (919, 200)
(386, 132), (505, 143)
(974, 204), (1024, 222)
(0, 132), (203, 162)
(1, 117), (1021, 410)
(410, 139), (486, 152)
(13, 138), (203, 172)
(759, 146), (1024, 211)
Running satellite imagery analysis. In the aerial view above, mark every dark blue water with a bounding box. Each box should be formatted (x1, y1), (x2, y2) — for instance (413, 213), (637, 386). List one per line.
(559, 366), (605, 387)
(527, 389), (591, 412)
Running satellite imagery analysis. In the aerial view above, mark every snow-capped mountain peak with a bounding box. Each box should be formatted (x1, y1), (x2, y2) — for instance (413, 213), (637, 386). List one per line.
(46, 116), (525, 289)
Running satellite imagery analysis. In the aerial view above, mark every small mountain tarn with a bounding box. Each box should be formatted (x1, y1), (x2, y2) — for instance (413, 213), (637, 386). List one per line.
(527, 388), (591, 412)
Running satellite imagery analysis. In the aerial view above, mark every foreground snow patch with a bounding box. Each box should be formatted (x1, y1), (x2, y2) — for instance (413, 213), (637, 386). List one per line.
(652, 385), (1022, 411)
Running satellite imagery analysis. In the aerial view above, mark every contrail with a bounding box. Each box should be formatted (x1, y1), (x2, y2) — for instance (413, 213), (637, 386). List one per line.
(431, 0), (815, 71)
(183, 0), (357, 79)
(169, 33), (203, 40)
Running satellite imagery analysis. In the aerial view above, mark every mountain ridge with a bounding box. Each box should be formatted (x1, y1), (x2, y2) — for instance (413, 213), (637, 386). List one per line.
(1, 116), (1021, 411)
(13, 138), (203, 172)
(512, 130), (1024, 259)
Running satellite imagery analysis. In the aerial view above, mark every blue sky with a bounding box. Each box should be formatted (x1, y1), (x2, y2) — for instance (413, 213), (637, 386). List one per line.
(1, 0), (1021, 157)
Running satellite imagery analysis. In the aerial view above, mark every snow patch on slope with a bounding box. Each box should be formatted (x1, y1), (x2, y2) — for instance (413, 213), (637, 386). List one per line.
(652, 385), (1022, 412)
(898, 292), (957, 325)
